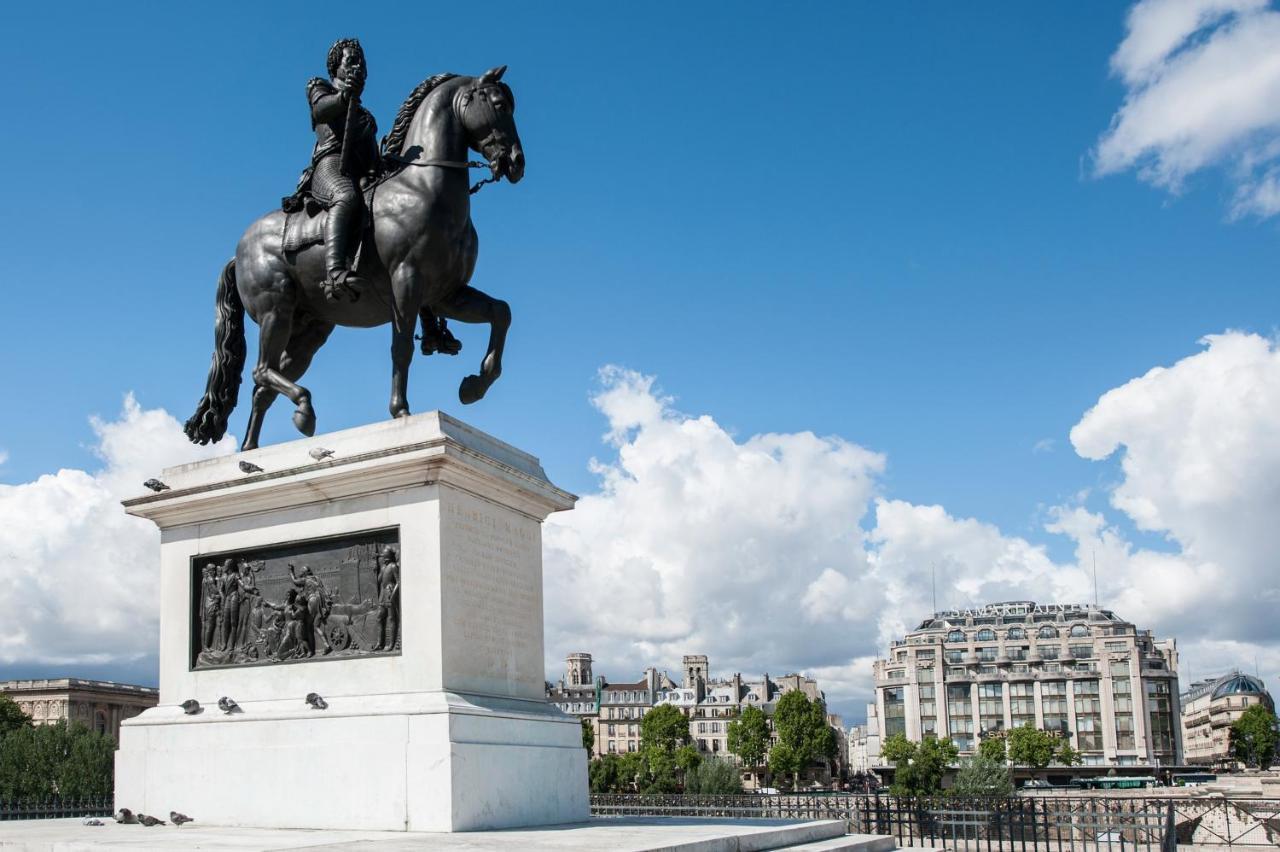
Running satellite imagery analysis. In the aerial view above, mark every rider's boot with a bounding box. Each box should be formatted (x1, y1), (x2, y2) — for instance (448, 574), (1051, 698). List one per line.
(323, 195), (366, 302)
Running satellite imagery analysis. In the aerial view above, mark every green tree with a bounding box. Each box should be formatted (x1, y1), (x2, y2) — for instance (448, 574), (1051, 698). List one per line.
(1053, 739), (1082, 767)
(951, 754), (1014, 797)
(0, 696), (32, 739)
(636, 704), (695, 792)
(1230, 703), (1279, 769)
(639, 704), (692, 753)
(978, 735), (1007, 763)
(588, 756), (617, 793)
(727, 706), (770, 772)
(1006, 724), (1056, 769)
(581, 719), (595, 753)
(771, 691), (837, 789)
(881, 733), (959, 796)
(0, 721), (114, 799)
(685, 756), (744, 794)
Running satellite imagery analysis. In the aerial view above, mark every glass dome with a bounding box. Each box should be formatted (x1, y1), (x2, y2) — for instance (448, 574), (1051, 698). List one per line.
(1212, 673), (1269, 700)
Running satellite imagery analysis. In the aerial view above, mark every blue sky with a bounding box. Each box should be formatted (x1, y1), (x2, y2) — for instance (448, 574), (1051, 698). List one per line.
(3, 2), (1280, 720)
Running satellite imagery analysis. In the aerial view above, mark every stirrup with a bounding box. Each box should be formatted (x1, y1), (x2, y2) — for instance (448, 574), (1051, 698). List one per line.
(323, 270), (363, 303)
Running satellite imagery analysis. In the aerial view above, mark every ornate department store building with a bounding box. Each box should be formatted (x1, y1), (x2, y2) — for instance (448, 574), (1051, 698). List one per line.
(872, 602), (1183, 767)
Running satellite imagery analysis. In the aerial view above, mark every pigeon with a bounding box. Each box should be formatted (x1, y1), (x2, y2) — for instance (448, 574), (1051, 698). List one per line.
(305, 692), (328, 710)
(308, 447), (335, 461)
(138, 813), (166, 827)
(217, 696), (241, 714)
(238, 460), (264, 474)
(114, 808), (136, 824)
(170, 811), (193, 826)
(180, 699), (202, 715)
(82, 817), (104, 826)
(143, 478), (170, 492)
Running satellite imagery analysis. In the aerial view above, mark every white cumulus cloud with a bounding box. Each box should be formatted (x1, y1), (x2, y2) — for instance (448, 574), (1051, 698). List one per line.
(543, 367), (887, 715)
(0, 396), (225, 665)
(1096, 0), (1280, 216)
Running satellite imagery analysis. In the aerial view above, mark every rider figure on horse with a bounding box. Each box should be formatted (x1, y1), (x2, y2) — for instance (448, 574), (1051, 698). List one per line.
(305, 38), (378, 302)
(285, 38), (460, 352)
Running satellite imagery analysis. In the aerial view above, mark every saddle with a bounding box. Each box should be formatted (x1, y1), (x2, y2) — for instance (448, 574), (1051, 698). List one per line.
(280, 184), (377, 257)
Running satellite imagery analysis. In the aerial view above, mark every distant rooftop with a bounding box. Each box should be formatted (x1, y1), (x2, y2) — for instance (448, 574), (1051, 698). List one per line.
(0, 678), (158, 696)
(914, 601), (1118, 630)
(1182, 671), (1272, 704)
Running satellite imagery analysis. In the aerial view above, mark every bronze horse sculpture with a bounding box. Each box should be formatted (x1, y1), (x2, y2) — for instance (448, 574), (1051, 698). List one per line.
(184, 67), (523, 451)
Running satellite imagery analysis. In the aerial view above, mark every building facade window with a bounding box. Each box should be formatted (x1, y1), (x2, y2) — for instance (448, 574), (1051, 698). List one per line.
(1010, 682), (1035, 728)
(978, 683), (1004, 737)
(1042, 681), (1069, 735)
(1074, 679), (1103, 751)
(947, 683), (974, 752)
(884, 687), (906, 739)
(919, 684), (937, 737)
(1146, 680), (1176, 759)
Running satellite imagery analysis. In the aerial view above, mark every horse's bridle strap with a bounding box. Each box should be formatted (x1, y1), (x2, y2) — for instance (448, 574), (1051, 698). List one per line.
(383, 155), (487, 170)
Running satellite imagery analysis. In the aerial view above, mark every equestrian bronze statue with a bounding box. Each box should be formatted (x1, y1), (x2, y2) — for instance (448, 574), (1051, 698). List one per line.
(184, 41), (523, 451)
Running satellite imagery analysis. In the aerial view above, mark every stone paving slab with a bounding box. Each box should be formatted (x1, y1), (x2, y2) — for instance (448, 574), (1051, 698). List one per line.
(0, 816), (850, 852)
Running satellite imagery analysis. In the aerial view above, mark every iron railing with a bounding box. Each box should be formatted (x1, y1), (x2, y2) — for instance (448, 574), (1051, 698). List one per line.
(0, 796), (114, 821)
(592, 793), (1280, 848)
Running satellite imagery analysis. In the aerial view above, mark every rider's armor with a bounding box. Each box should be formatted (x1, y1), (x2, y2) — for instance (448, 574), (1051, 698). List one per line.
(306, 76), (380, 299)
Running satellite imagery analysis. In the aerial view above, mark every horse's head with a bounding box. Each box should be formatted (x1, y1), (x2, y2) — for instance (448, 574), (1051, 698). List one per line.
(456, 66), (524, 184)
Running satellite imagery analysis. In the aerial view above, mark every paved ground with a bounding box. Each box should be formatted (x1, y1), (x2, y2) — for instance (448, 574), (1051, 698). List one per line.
(0, 816), (850, 851)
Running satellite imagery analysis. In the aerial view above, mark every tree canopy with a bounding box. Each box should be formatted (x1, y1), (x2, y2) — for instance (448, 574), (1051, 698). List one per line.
(0, 720), (115, 798)
(726, 705), (770, 769)
(1006, 725), (1057, 769)
(0, 696), (32, 739)
(881, 733), (959, 796)
(635, 704), (696, 792)
(978, 735), (1007, 764)
(684, 756), (743, 794)
(951, 754), (1013, 797)
(769, 691), (837, 789)
(580, 718), (595, 753)
(1230, 703), (1279, 769)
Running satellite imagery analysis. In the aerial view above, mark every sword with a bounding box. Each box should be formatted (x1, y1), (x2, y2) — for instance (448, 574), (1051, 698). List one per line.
(339, 83), (360, 178)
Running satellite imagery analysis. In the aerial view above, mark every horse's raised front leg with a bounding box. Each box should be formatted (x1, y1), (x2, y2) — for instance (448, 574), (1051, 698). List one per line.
(242, 316), (335, 449)
(389, 265), (425, 419)
(241, 309), (317, 450)
(437, 285), (510, 405)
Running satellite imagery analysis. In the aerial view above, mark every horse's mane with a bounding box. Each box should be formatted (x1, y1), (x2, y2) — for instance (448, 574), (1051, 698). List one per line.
(380, 72), (460, 170)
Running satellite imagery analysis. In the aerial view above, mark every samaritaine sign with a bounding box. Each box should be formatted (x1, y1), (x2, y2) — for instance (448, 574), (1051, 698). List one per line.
(936, 602), (1092, 619)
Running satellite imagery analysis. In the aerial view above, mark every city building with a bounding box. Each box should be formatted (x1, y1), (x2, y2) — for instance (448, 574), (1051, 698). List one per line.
(0, 678), (158, 741)
(849, 701), (881, 774)
(1181, 671), (1275, 769)
(547, 652), (842, 788)
(872, 601), (1183, 767)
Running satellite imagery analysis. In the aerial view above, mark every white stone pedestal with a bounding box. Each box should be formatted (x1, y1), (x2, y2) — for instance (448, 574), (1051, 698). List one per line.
(114, 413), (587, 832)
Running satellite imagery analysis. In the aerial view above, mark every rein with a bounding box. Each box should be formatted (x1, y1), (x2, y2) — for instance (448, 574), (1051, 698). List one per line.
(381, 153), (499, 195)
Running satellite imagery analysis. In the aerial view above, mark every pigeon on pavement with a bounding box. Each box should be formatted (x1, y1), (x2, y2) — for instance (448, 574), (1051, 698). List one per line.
(181, 699), (202, 715)
(114, 808), (136, 824)
(142, 478), (170, 492)
(308, 447), (335, 461)
(238, 460), (264, 474)
(306, 692), (328, 710)
(170, 811), (193, 826)
(217, 696), (241, 714)
(138, 814), (166, 827)
(82, 817), (104, 826)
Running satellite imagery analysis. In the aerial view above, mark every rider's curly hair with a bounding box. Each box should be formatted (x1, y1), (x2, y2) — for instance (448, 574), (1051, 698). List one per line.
(327, 38), (363, 78)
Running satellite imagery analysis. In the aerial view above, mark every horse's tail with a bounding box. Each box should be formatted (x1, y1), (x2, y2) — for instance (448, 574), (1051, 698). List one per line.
(184, 259), (246, 445)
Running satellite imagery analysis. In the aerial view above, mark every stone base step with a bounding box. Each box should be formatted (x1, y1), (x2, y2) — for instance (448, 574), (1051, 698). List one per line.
(776, 833), (897, 851)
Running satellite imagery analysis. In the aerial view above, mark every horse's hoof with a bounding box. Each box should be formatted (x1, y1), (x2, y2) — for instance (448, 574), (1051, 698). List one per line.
(459, 375), (486, 405)
(293, 407), (317, 437)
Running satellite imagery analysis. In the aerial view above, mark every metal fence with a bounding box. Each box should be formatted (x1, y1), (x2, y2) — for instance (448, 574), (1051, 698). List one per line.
(592, 793), (1280, 848)
(0, 796), (114, 821)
